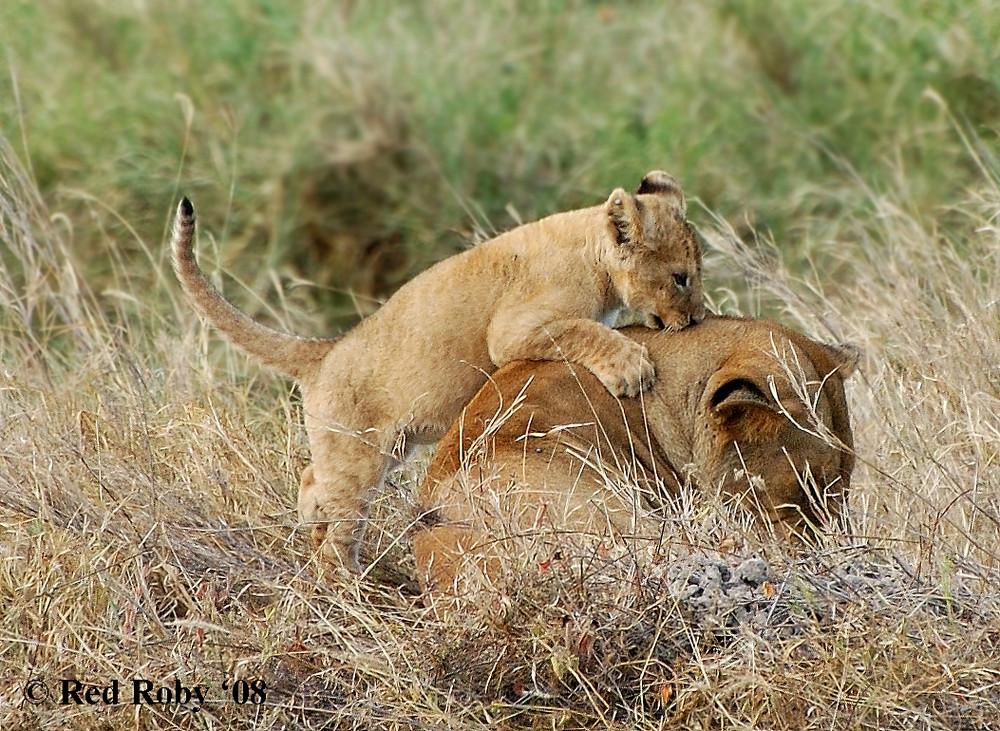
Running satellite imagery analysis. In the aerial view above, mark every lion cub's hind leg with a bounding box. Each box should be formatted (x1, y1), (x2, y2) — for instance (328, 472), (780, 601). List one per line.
(298, 431), (391, 575)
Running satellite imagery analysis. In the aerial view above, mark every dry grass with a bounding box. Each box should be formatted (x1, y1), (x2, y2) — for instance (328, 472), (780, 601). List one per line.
(3, 121), (1000, 730)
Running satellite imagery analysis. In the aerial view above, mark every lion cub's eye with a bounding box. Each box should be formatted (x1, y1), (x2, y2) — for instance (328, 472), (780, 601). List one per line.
(673, 273), (690, 289)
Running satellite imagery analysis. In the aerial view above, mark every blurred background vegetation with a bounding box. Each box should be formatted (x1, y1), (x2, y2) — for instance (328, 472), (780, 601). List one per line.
(1, 0), (998, 327)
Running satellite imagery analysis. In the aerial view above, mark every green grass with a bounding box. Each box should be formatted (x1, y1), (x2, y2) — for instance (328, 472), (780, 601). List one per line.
(2, 0), (998, 322)
(2, 1), (1000, 728)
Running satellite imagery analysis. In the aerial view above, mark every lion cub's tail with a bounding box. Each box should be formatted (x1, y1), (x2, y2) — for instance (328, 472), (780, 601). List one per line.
(171, 198), (335, 381)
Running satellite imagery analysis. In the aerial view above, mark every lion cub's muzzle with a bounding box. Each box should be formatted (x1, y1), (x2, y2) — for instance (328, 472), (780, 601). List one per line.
(647, 299), (706, 331)
(647, 311), (692, 332)
(646, 313), (667, 330)
(647, 273), (706, 331)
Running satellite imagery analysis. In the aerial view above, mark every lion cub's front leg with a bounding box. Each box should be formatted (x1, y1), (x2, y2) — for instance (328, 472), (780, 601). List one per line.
(575, 325), (656, 397)
(488, 312), (655, 398)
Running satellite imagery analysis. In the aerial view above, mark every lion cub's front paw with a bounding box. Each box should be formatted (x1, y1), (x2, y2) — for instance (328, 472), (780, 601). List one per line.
(589, 340), (656, 398)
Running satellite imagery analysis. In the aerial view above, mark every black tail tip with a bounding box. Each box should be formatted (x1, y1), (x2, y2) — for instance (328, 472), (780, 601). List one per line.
(179, 196), (194, 217)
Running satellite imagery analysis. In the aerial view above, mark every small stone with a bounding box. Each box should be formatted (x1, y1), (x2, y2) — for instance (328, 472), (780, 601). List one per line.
(735, 558), (768, 586)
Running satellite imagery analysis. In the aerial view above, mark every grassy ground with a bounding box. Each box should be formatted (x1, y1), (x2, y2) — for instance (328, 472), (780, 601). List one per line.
(2, 1), (1000, 728)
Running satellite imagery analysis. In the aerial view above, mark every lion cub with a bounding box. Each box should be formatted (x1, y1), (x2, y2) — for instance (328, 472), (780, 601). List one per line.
(171, 171), (705, 574)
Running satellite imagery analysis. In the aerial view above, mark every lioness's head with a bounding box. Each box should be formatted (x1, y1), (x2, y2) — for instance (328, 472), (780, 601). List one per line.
(694, 332), (858, 534)
(605, 171), (706, 331)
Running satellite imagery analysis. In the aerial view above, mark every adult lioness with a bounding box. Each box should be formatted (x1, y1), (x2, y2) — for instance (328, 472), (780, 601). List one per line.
(414, 315), (856, 591)
(171, 172), (705, 574)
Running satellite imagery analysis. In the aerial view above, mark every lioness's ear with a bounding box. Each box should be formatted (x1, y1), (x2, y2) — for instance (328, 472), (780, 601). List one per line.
(605, 188), (642, 250)
(636, 170), (686, 217)
(710, 378), (783, 442)
(818, 342), (860, 378)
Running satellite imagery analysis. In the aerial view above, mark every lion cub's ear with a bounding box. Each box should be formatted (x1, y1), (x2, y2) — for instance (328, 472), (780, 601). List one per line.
(636, 170), (686, 217)
(606, 188), (643, 250)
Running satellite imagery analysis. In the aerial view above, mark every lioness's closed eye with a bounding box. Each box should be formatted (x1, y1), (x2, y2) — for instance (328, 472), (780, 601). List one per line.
(171, 171), (705, 574)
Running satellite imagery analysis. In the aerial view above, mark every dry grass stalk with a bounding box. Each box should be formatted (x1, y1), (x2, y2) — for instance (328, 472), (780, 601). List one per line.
(2, 132), (999, 728)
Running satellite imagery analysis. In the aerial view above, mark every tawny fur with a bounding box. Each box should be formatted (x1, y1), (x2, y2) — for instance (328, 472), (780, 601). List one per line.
(170, 172), (706, 573)
(413, 315), (857, 592)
